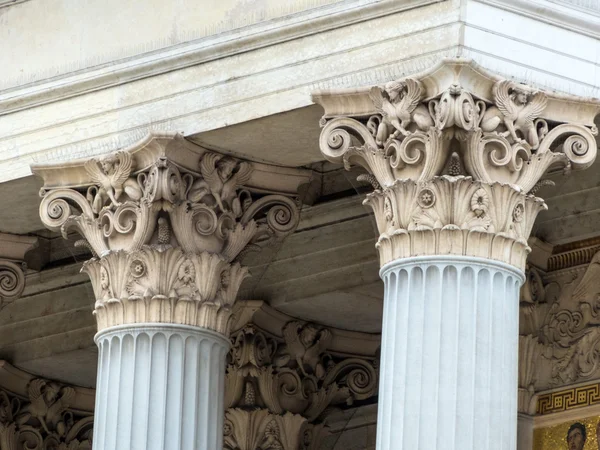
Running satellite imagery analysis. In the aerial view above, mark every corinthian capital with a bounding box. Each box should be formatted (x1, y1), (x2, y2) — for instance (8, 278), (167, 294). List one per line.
(224, 319), (378, 450)
(32, 133), (310, 334)
(313, 59), (600, 270)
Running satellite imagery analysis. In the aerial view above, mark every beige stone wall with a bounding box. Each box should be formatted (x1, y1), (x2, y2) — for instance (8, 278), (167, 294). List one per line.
(0, 0), (350, 89)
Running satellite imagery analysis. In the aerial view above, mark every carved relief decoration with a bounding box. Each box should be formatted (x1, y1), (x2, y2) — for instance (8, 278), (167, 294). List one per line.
(518, 250), (600, 394)
(0, 261), (26, 306)
(0, 378), (93, 450)
(314, 60), (599, 270)
(364, 175), (546, 268)
(0, 234), (38, 308)
(224, 322), (378, 449)
(317, 77), (596, 193)
(34, 135), (303, 334)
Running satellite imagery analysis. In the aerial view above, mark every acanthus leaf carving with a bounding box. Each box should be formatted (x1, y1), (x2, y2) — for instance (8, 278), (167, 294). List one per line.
(519, 250), (600, 390)
(226, 322), (378, 422)
(224, 321), (378, 449)
(318, 75), (597, 194)
(36, 137), (302, 334)
(0, 378), (93, 450)
(364, 175), (546, 268)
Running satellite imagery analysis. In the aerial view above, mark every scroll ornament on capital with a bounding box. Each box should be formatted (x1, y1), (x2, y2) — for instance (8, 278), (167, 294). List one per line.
(37, 149), (300, 334)
(223, 322), (378, 450)
(317, 76), (598, 269)
(0, 378), (93, 449)
(0, 261), (26, 306)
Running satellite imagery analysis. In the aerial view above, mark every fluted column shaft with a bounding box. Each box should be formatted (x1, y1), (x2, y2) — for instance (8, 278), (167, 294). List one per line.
(376, 256), (523, 450)
(93, 324), (229, 450)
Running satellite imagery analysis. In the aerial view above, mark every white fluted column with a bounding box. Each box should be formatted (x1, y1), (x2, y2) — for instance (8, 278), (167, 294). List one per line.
(315, 62), (599, 450)
(93, 324), (228, 450)
(377, 256), (522, 450)
(517, 414), (534, 450)
(33, 137), (301, 450)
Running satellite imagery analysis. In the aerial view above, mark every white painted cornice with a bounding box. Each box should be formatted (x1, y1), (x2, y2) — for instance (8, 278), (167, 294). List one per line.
(0, 0), (443, 115)
(474, 0), (600, 39)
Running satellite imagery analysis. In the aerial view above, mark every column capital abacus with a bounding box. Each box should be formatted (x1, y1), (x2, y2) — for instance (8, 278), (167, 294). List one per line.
(314, 59), (600, 271)
(32, 132), (310, 335)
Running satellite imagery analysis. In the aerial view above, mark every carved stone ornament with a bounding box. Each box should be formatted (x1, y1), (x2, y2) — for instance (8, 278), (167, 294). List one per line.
(313, 59), (600, 270)
(516, 249), (600, 393)
(32, 133), (309, 334)
(0, 233), (38, 307)
(0, 362), (94, 450)
(224, 322), (378, 448)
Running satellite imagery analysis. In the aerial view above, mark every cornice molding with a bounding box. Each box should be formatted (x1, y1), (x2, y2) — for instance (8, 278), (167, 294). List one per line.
(0, 0), (443, 115)
(473, 0), (600, 40)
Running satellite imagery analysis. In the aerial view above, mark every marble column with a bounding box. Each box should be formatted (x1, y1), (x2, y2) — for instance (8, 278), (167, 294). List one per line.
(33, 134), (303, 450)
(315, 60), (599, 450)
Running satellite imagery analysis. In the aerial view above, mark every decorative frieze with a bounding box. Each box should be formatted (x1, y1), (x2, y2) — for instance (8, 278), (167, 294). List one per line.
(314, 60), (599, 271)
(537, 382), (600, 415)
(33, 133), (309, 334)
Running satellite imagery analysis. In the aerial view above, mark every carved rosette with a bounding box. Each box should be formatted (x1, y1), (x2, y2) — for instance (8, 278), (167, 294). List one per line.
(315, 65), (599, 271)
(365, 175), (547, 268)
(224, 323), (378, 448)
(35, 140), (301, 334)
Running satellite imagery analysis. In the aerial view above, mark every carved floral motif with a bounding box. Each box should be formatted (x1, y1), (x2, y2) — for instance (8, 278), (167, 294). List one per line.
(519, 252), (600, 391)
(37, 148), (300, 333)
(0, 379), (93, 450)
(317, 73), (598, 270)
(224, 322), (378, 447)
(364, 176), (546, 268)
(319, 78), (596, 193)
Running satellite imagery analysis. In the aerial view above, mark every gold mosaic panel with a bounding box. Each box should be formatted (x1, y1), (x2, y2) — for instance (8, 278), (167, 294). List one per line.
(538, 384), (600, 415)
(534, 415), (600, 450)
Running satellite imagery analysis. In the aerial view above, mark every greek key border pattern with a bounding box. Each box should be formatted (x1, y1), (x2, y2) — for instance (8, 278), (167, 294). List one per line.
(537, 383), (600, 415)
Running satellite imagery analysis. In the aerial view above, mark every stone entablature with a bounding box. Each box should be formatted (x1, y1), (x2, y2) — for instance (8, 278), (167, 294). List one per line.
(32, 133), (311, 335)
(314, 59), (600, 271)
